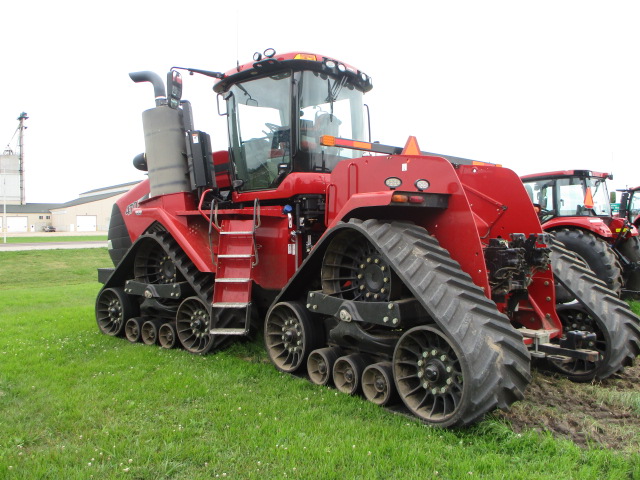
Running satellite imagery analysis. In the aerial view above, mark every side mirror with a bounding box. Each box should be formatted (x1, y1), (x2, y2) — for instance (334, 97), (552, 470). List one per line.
(167, 71), (182, 109)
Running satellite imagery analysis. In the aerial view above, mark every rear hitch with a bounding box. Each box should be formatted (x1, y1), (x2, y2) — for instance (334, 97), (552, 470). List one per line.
(520, 328), (600, 362)
(485, 233), (551, 300)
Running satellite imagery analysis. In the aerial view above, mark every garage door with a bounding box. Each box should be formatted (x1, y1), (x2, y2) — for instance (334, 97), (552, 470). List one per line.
(76, 215), (97, 232)
(7, 216), (28, 233)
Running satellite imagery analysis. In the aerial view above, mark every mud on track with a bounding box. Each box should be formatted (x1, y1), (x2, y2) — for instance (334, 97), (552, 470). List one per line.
(493, 364), (640, 450)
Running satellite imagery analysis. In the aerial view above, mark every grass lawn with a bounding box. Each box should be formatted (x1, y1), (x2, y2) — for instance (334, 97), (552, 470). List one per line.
(2, 235), (107, 244)
(0, 248), (639, 479)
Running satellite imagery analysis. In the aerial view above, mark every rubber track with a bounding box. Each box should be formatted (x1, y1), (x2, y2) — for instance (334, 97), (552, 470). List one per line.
(144, 230), (214, 303)
(549, 237), (640, 373)
(349, 219), (532, 427)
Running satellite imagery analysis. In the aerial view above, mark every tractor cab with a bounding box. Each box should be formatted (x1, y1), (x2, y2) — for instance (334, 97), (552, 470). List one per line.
(619, 186), (640, 227)
(521, 170), (613, 223)
(213, 50), (372, 192)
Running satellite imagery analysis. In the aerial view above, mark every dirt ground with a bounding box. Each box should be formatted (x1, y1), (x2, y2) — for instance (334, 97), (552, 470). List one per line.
(494, 364), (640, 450)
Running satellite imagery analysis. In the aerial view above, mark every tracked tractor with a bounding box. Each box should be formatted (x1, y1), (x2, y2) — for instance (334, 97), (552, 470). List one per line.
(96, 50), (640, 428)
(522, 171), (640, 298)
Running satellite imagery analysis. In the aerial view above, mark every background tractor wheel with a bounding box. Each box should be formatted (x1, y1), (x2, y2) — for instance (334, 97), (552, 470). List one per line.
(618, 235), (640, 298)
(553, 228), (622, 296)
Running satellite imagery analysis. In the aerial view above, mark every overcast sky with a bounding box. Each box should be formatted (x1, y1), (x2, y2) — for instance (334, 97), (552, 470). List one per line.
(2, 0), (638, 203)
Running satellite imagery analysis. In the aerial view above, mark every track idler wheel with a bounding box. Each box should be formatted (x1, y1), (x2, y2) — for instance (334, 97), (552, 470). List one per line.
(141, 319), (164, 346)
(176, 297), (215, 354)
(333, 354), (368, 395)
(96, 287), (138, 336)
(394, 325), (468, 427)
(125, 317), (144, 343)
(362, 361), (396, 406)
(158, 322), (178, 349)
(265, 301), (323, 373)
(307, 347), (342, 386)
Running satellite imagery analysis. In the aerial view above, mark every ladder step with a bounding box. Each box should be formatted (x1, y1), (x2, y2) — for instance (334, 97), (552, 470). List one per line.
(210, 328), (249, 335)
(212, 302), (249, 308)
(217, 254), (253, 258)
(214, 277), (251, 283)
(220, 231), (253, 235)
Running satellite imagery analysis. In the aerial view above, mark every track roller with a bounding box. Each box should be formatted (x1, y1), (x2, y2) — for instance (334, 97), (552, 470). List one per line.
(158, 322), (178, 349)
(362, 361), (396, 406)
(96, 287), (138, 336)
(333, 354), (368, 395)
(125, 317), (144, 343)
(265, 301), (323, 373)
(141, 319), (164, 345)
(307, 347), (342, 386)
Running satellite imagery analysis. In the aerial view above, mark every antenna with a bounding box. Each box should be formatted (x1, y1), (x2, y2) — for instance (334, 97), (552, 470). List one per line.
(236, 9), (240, 72)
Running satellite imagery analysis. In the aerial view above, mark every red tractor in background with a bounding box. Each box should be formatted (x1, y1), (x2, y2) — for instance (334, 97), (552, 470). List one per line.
(96, 49), (640, 428)
(618, 185), (640, 228)
(521, 171), (640, 298)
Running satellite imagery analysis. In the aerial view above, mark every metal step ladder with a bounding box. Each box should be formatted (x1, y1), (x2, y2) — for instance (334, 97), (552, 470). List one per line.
(210, 200), (260, 335)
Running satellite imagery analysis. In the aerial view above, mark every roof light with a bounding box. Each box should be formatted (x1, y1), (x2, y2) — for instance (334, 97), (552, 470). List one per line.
(264, 48), (276, 58)
(385, 177), (402, 189)
(295, 53), (317, 61)
(409, 196), (425, 204)
(415, 179), (430, 191)
(325, 59), (337, 68)
(337, 63), (346, 73)
(391, 194), (409, 203)
(360, 73), (368, 82)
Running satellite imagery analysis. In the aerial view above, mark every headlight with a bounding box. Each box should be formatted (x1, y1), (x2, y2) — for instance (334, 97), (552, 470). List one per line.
(415, 179), (430, 191)
(385, 177), (402, 189)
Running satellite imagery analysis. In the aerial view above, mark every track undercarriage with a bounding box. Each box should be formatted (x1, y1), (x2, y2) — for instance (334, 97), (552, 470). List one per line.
(97, 218), (640, 428)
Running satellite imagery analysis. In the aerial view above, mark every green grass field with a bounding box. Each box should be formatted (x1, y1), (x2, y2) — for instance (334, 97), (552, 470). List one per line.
(1, 235), (107, 244)
(1, 249), (639, 479)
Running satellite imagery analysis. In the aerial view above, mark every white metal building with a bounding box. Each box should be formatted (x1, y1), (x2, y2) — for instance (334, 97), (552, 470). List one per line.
(1, 181), (140, 233)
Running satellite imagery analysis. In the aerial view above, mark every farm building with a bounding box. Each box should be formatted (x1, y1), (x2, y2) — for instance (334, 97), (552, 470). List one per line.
(1, 181), (140, 233)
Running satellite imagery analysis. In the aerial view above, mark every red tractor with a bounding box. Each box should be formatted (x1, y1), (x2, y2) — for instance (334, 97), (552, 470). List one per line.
(618, 185), (640, 229)
(96, 50), (640, 428)
(521, 171), (640, 298)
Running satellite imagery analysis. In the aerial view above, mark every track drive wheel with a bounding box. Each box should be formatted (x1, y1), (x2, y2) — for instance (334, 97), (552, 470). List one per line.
(546, 304), (608, 382)
(265, 301), (323, 373)
(96, 287), (138, 336)
(322, 230), (400, 302)
(394, 325), (471, 427)
(134, 238), (183, 285)
(176, 297), (215, 354)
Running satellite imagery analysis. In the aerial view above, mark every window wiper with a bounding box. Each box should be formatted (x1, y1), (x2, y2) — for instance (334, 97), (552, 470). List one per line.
(325, 77), (347, 115)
